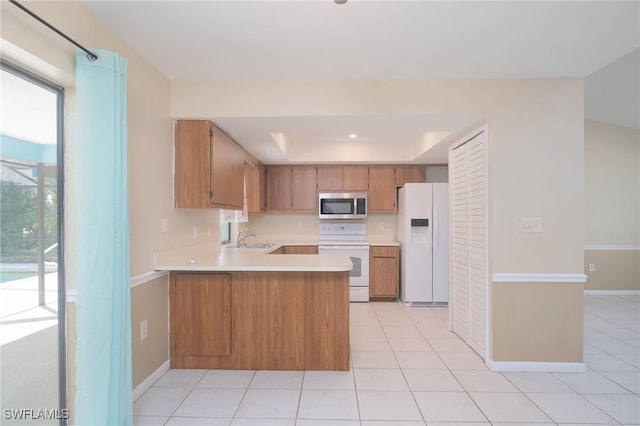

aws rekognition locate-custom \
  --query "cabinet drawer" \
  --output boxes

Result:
[370,246,398,258]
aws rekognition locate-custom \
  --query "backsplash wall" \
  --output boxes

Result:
[244,212,397,242]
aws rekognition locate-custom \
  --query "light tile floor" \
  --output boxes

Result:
[135,295,640,425]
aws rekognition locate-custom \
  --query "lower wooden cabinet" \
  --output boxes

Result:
[169,270,350,370]
[283,245,318,254]
[369,245,399,300]
[269,245,318,254]
[171,273,231,356]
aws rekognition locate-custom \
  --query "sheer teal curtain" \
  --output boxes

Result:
[74,49,132,426]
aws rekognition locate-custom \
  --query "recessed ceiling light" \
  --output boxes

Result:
[334,0,348,4]
[349,134,357,139]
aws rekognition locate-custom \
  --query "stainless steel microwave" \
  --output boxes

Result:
[318,192,367,220]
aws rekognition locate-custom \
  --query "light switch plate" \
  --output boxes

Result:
[520,217,542,233]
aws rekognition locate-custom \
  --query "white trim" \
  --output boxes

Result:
[492,273,587,283]
[133,359,170,402]
[66,271,169,303]
[584,245,640,251]
[66,289,76,303]
[487,359,586,373]
[585,290,640,296]
[130,270,169,288]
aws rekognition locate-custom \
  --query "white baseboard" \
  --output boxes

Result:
[492,273,587,283]
[584,245,640,251]
[133,359,170,401]
[585,290,640,296]
[487,359,586,373]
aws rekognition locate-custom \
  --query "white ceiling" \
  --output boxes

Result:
[80,0,640,164]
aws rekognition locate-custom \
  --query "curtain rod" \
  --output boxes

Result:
[9,0,99,62]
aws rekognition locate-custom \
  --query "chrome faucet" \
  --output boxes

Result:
[235,229,257,247]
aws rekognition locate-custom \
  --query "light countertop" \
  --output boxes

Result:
[368,241,400,246]
[154,242,352,272]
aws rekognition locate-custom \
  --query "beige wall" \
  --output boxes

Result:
[492,282,584,363]
[585,120,640,246]
[585,250,640,291]
[246,212,397,243]
[131,277,169,388]
[172,78,585,275]
[1,0,217,404]
[584,120,640,290]
[174,78,586,366]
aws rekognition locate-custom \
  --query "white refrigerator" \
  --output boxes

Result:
[397,183,449,305]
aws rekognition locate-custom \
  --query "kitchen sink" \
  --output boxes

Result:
[230,242,277,249]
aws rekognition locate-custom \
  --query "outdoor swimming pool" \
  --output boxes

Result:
[0,271,38,283]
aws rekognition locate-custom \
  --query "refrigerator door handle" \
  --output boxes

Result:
[433,207,438,255]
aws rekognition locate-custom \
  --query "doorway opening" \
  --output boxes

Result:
[0,60,67,424]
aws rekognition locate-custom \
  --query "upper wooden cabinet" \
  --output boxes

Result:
[317,166,343,191]
[317,165,369,191]
[174,120,244,209]
[368,166,397,212]
[395,165,426,187]
[266,166,318,211]
[266,166,292,211]
[344,166,370,191]
[244,161,263,213]
[259,165,268,211]
[292,166,318,210]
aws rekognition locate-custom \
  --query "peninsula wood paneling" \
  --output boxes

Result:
[170,271,350,370]
[170,273,231,357]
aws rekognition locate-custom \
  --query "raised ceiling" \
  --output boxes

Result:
[81,0,640,164]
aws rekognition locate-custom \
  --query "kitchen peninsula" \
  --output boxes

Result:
[154,244,352,371]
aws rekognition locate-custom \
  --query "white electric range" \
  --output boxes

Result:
[318,222,370,302]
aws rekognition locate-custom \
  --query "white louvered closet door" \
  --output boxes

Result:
[450,130,487,359]
[451,141,470,344]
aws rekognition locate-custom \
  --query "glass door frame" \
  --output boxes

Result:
[0,59,67,425]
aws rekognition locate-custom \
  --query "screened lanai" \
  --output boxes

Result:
[1,62,64,424]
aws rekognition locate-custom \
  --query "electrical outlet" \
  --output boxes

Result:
[161,218,169,233]
[520,217,542,233]
[589,263,595,272]
[379,222,384,230]
[297,222,303,230]
[140,320,148,341]
[192,226,198,239]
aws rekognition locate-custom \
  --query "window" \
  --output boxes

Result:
[219,221,230,244]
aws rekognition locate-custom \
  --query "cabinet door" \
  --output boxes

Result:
[245,161,261,212]
[317,166,344,191]
[368,166,397,211]
[395,165,426,187]
[259,165,268,211]
[284,245,318,254]
[292,166,318,210]
[210,123,244,209]
[266,166,292,210]
[174,120,212,208]
[369,246,399,299]
[171,273,231,356]
[343,166,369,191]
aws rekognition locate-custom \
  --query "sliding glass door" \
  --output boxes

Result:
[0,61,67,425]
